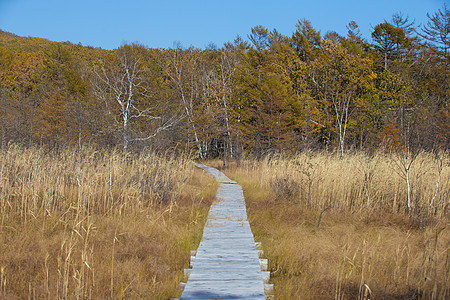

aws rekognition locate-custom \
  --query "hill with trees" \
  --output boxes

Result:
[0,6,448,299]
[0,7,448,157]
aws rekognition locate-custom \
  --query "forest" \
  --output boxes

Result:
[0,5,449,299]
[0,8,448,157]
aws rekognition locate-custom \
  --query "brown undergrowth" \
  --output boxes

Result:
[0,144,216,299]
[216,151,449,299]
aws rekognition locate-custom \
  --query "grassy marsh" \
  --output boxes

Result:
[0,144,216,299]
[219,151,449,299]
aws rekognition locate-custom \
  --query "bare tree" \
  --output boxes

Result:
[94,44,180,152]
[202,41,241,162]
[164,46,205,157]
[331,90,352,160]
[391,123,420,213]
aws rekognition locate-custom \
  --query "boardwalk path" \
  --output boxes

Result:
[179,163,270,299]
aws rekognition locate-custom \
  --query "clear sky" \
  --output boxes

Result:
[0,0,446,50]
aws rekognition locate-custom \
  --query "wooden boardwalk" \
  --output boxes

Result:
[178,163,270,299]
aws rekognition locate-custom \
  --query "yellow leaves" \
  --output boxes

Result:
[0,46,14,70]
[0,50,45,93]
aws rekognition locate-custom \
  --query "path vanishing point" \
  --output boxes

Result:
[177,163,272,299]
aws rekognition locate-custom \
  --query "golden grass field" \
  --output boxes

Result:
[217,150,449,299]
[0,145,448,299]
[0,144,217,299]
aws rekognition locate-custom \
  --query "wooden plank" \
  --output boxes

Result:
[180,163,268,300]
[181,281,265,299]
[193,163,237,184]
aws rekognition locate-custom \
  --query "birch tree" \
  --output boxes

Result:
[311,39,373,158]
[202,41,242,160]
[392,133,419,213]
[331,90,352,159]
[94,44,179,152]
[164,46,205,157]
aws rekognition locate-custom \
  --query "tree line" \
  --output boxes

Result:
[0,6,448,158]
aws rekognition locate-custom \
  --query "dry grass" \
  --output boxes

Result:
[221,150,449,299]
[0,143,216,299]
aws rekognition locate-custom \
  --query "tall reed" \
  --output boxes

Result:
[0,143,212,299]
[233,150,448,219]
[0,144,191,219]
[223,150,449,299]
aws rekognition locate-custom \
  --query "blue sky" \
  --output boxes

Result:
[0,0,446,50]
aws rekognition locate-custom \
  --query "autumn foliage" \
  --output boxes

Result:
[0,7,448,156]
[0,7,449,298]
